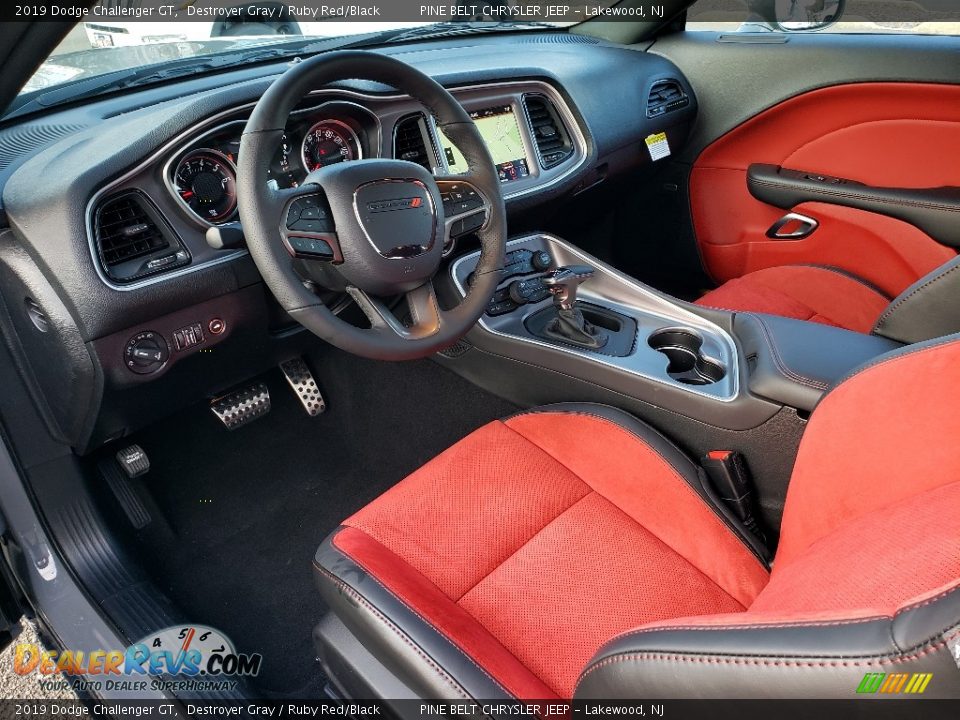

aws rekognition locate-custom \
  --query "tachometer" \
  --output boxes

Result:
[301,120,361,172]
[172,149,237,223]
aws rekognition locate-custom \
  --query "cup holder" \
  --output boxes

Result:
[648,328,726,386]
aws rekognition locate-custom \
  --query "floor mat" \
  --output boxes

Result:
[125,349,517,696]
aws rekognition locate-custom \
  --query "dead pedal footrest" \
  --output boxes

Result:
[279,357,326,416]
[210,382,271,430]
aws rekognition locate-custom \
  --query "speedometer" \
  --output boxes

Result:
[301,120,362,172]
[172,149,237,223]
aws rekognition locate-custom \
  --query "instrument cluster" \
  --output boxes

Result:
[167,105,371,225]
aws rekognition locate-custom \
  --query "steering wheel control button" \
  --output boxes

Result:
[285,194,333,231]
[124,331,169,374]
[288,236,335,260]
[288,218,333,233]
[173,323,205,351]
[208,318,226,335]
[439,181,484,217]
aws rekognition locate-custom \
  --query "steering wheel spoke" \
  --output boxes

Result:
[347,282,444,341]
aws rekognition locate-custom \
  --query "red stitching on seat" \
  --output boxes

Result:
[574,622,960,696]
[604,581,960,643]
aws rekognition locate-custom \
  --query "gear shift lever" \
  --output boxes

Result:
[542,265,595,310]
[541,264,607,349]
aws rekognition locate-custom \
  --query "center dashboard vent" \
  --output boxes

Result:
[93,191,189,283]
[393,114,435,171]
[646,79,690,118]
[522,95,573,170]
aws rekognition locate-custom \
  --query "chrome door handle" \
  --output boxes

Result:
[766,212,819,240]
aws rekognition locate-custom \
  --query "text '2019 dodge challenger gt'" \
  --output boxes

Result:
[0,1,957,718]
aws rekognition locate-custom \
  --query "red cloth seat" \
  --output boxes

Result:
[314,342,960,700]
[695,265,890,333]
[318,408,768,698]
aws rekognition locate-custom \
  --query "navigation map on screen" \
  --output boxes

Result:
[439,105,530,183]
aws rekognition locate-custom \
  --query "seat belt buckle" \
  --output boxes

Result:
[701,450,766,543]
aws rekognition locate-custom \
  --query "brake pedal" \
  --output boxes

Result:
[279,357,326,416]
[210,382,271,430]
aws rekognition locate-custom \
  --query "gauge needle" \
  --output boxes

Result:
[181,190,194,199]
[180,627,196,653]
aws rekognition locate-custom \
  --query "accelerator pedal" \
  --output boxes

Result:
[210,382,271,430]
[279,357,326,416]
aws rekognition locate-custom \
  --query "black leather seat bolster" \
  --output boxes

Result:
[313,532,514,701]
[734,313,901,412]
[575,584,960,699]
[874,255,960,344]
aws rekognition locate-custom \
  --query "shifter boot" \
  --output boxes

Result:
[544,306,608,349]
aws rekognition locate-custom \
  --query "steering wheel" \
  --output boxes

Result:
[237,51,506,360]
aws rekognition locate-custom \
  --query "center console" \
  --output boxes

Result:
[444,233,903,431]
[447,233,752,425]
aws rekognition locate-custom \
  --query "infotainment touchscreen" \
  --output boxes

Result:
[438,104,530,183]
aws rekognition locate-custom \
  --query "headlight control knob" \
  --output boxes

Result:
[124,331,169,375]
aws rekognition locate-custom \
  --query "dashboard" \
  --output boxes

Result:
[86,80,589,289]
[0,33,698,451]
[168,97,545,229]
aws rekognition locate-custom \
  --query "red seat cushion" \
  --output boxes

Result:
[328,410,769,698]
[696,265,889,333]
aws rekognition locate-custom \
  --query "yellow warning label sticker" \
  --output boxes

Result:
[645,132,671,161]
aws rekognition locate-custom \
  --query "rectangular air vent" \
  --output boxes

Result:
[523,95,573,169]
[94,191,188,283]
[393,114,435,171]
[646,79,690,118]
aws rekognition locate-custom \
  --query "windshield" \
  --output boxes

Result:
[20,1,617,99]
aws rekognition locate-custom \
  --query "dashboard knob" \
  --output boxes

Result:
[124,331,169,375]
[508,280,530,305]
[531,250,553,272]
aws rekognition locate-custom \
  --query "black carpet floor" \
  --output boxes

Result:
[125,349,517,697]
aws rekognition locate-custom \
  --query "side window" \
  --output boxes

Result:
[686,0,960,35]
